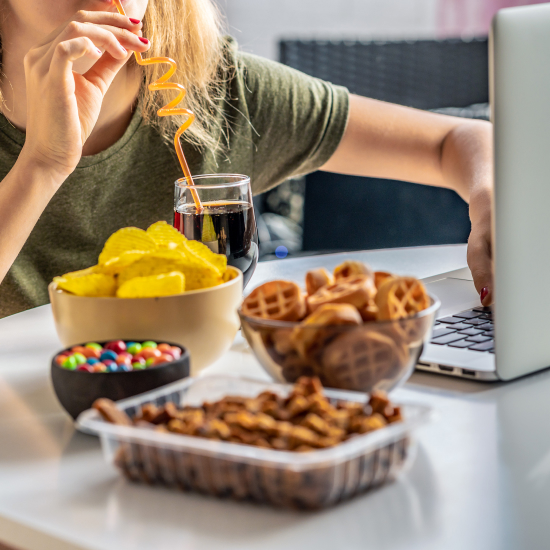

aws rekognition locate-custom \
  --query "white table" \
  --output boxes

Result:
[3,245,550,550]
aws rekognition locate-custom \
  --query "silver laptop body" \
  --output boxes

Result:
[417,3,550,381]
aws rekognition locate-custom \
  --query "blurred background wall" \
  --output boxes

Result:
[214,0,545,59]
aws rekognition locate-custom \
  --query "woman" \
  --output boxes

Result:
[0,0,493,318]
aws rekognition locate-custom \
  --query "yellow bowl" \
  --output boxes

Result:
[49,267,243,374]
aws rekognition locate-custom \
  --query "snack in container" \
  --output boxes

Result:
[241,280,306,321]
[307,275,376,313]
[51,221,232,299]
[51,340,190,419]
[77,375,433,509]
[334,260,373,280]
[239,260,439,391]
[291,304,362,359]
[305,268,333,296]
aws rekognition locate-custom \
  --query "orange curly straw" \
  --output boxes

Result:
[113,0,202,211]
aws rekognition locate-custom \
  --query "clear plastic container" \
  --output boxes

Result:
[77,376,433,509]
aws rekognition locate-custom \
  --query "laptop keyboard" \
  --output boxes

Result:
[431,306,494,353]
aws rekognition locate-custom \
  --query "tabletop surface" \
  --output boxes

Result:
[2,244,550,550]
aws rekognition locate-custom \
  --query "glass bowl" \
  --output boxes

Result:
[239,296,440,392]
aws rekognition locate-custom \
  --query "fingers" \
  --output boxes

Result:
[37,10,142,48]
[467,228,494,306]
[49,37,103,84]
[81,52,129,94]
[29,11,149,78]
[56,21,148,60]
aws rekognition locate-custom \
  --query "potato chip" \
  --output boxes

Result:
[60,265,101,278]
[117,258,180,285]
[118,250,222,291]
[147,221,187,248]
[54,273,116,297]
[181,240,227,276]
[149,249,188,262]
[52,221,230,299]
[98,227,157,265]
[102,251,151,275]
[117,271,185,298]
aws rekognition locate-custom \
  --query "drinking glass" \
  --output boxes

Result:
[174,174,258,287]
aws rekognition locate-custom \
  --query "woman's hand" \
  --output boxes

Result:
[22,10,150,180]
[468,186,493,306]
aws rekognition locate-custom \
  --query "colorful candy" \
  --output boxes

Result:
[116,354,132,366]
[140,348,161,360]
[104,340,127,354]
[154,353,174,365]
[100,350,118,363]
[86,343,103,351]
[62,355,78,370]
[56,341,182,373]
[127,342,142,355]
[73,353,87,365]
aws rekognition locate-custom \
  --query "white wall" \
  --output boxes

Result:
[214,0,482,60]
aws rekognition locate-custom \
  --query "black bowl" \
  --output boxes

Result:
[51,340,190,419]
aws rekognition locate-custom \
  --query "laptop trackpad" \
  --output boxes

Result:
[424,278,481,319]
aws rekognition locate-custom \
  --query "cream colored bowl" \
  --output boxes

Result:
[49,267,243,374]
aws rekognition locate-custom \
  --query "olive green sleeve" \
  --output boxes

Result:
[235,51,350,195]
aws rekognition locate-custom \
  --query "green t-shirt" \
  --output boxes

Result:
[0,40,349,318]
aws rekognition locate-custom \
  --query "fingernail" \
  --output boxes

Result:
[96,48,102,55]
[139,37,149,44]
[480,287,489,304]
[129,18,141,24]
[120,45,127,53]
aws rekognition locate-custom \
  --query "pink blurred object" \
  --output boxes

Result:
[437,0,547,37]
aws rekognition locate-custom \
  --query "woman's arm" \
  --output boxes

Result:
[322,94,493,305]
[0,154,65,284]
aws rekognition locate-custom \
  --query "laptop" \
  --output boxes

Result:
[416,3,550,381]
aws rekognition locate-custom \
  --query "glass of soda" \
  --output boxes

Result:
[174,174,258,288]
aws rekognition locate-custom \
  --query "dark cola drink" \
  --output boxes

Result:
[174,201,258,287]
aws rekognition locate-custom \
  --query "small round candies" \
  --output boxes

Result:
[56,341,182,373]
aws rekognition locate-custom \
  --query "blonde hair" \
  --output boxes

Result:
[141,0,228,152]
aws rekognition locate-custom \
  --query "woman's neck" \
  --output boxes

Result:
[0,28,142,157]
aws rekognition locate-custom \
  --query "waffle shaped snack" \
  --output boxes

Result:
[305,268,333,296]
[291,304,362,359]
[240,260,431,392]
[241,280,306,322]
[334,260,373,280]
[307,275,376,313]
[375,276,430,321]
[322,329,406,391]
